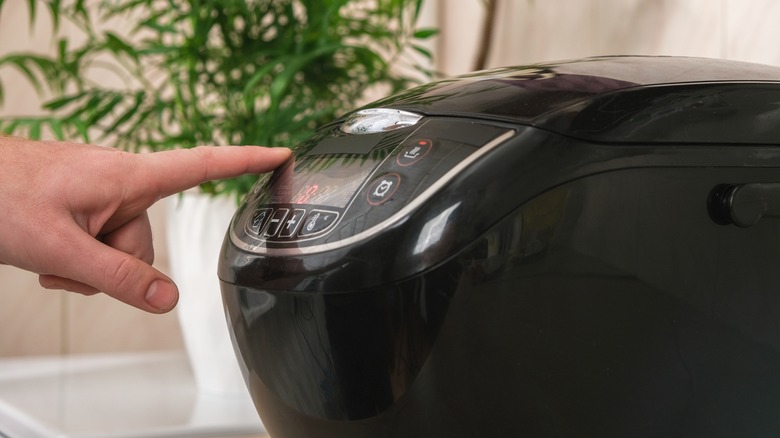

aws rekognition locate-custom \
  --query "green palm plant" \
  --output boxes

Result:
[0,0,437,198]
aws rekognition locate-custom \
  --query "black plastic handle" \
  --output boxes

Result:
[709,183,780,227]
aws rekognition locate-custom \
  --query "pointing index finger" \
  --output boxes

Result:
[137,146,292,199]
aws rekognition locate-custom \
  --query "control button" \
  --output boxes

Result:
[264,209,289,237]
[246,208,272,235]
[279,209,306,238]
[397,139,432,167]
[299,210,339,237]
[367,173,401,206]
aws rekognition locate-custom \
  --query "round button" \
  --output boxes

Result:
[367,173,401,206]
[397,139,433,167]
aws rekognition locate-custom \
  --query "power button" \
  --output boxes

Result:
[367,173,401,206]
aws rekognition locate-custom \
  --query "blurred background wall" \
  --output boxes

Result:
[1,0,779,358]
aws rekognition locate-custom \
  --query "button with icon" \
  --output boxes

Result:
[279,209,306,238]
[397,139,432,167]
[246,208,272,235]
[264,208,289,237]
[366,173,401,206]
[299,209,340,237]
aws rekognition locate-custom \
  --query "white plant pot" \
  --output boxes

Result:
[165,192,249,398]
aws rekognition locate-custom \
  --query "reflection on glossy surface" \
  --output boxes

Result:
[340,108,424,134]
[412,202,460,255]
[366,56,780,144]
[223,267,456,421]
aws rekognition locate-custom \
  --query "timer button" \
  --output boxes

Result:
[367,173,401,206]
[264,209,289,237]
[299,209,340,237]
[397,139,432,167]
[246,208,272,235]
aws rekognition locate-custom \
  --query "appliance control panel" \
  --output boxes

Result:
[231,116,513,251]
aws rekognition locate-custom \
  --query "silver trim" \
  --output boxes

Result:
[340,108,424,134]
[230,129,517,255]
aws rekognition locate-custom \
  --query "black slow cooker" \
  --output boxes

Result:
[219,56,780,437]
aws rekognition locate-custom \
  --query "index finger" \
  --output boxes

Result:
[135,146,291,199]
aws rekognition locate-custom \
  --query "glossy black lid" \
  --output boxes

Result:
[365,56,780,144]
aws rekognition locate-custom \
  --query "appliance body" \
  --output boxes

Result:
[219,56,780,437]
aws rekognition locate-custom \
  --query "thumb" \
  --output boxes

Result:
[46,227,178,313]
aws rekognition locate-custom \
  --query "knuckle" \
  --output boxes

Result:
[105,257,140,294]
[191,146,216,180]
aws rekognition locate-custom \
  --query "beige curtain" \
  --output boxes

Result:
[432,0,780,76]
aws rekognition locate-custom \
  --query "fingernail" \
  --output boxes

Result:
[145,280,178,312]
[270,147,292,157]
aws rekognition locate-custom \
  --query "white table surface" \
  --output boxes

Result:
[0,352,266,438]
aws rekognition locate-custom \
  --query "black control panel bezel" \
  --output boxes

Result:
[244,204,342,242]
[231,117,515,251]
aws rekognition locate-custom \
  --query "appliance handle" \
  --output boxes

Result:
[709,183,780,227]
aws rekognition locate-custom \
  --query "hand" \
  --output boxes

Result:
[0,136,291,313]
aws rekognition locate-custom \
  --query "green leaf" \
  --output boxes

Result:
[26,0,36,26]
[0,55,44,92]
[87,93,125,125]
[57,38,68,62]
[2,119,19,134]
[413,28,439,39]
[28,119,41,140]
[104,32,139,61]
[241,61,282,107]
[104,90,145,134]
[45,0,62,30]
[48,118,64,140]
[42,92,89,110]
[414,0,425,20]
[73,119,90,143]
[73,0,88,20]
[136,44,180,56]
[268,43,344,111]
[139,17,177,34]
[412,44,433,60]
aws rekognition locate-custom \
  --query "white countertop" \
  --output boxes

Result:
[0,352,266,438]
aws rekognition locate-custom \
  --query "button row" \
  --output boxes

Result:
[246,207,339,240]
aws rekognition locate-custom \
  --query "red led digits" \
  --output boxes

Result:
[293,184,342,205]
[294,184,319,204]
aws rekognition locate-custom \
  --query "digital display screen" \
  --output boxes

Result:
[270,154,379,208]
